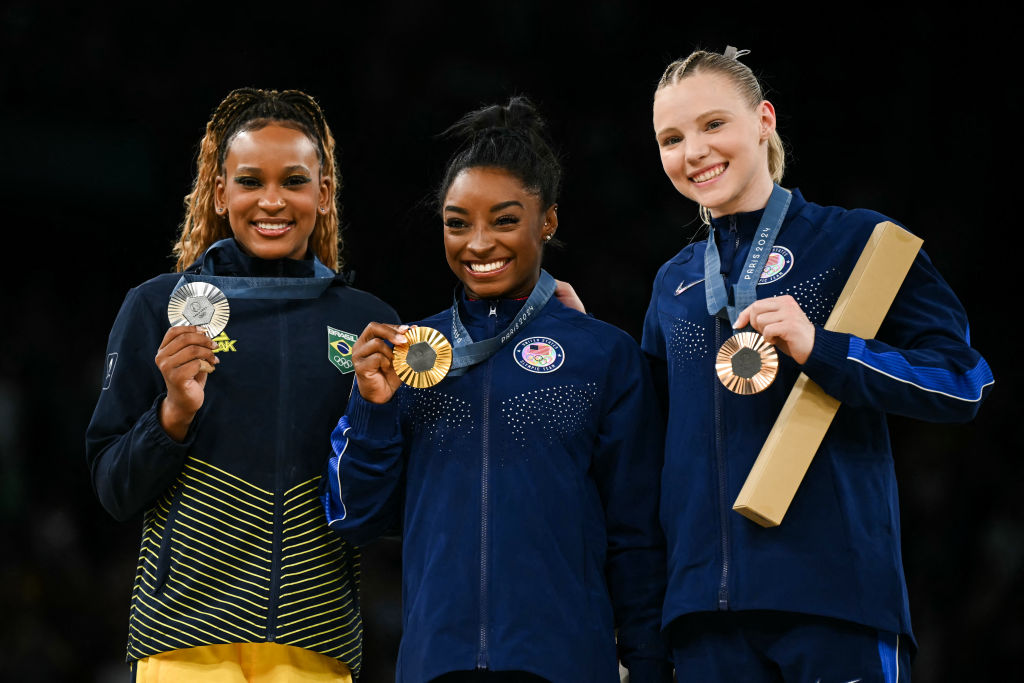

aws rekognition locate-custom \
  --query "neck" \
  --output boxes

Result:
[708,173,775,219]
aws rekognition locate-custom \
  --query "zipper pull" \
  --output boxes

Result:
[488,302,497,317]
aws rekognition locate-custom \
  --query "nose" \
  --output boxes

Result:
[685,137,709,166]
[258,187,286,211]
[466,223,495,254]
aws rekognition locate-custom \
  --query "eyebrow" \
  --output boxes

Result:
[655,109,734,137]
[444,200,524,215]
[233,164,313,175]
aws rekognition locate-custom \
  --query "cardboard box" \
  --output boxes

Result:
[732,221,923,527]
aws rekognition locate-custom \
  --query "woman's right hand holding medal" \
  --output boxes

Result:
[156,325,220,441]
[352,323,410,404]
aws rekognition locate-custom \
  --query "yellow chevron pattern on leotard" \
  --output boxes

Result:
[125,457,362,677]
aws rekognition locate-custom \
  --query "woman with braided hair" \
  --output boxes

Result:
[86,87,398,681]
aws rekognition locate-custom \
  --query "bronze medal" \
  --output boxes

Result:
[392,325,453,388]
[715,331,778,395]
[167,282,230,338]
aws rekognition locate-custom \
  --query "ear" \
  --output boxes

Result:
[758,100,777,141]
[542,203,559,241]
[318,173,333,213]
[214,174,227,213]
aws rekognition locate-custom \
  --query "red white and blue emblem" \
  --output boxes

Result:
[513,336,565,373]
[758,246,794,284]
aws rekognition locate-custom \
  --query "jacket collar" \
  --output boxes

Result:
[456,288,529,339]
[186,238,322,278]
[710,187,806,237]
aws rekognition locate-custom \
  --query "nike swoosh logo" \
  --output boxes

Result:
[674,278,705,296]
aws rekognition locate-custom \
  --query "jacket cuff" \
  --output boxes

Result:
[144,393,201,450]
[801,328,851,376]
[345,387,401,439]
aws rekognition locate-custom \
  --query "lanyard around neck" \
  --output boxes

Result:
[173,238,336,300]
[703,184,792,323]
[447,269,556,376]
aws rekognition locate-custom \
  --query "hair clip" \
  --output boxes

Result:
[723,45,751,60]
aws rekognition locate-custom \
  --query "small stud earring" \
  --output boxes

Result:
[216,207,224,214]
[543,234,552,242]
[319,206,327,214]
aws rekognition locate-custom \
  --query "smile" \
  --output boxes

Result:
[253,221,293,235]
[467,259,510,274]
[690,163,727,183]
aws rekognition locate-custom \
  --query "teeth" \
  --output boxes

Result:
[255,222,290,231]
[469,260,508,273]
[692,165,726,183]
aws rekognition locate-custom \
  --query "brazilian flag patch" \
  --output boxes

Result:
[328,326,358,374]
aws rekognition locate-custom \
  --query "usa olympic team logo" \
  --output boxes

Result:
[758,246,794,284]
[513,337,565,373]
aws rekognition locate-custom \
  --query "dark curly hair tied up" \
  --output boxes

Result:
[437,95,562,211]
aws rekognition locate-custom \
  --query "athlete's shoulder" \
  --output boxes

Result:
[128,272,184,298]
[330,281,401,323]
[792,190,904,242]
[547,302,643,354]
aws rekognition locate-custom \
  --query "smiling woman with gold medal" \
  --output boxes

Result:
[322,96,671,683]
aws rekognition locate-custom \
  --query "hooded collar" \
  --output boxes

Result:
[186,238,323,278]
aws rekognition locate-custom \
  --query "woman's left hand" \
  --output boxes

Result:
[734,295,815,365]
[554,279,586,313]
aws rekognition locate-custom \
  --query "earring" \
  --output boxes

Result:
[319,206,327,214]
[216,207,225,214]
[543,234,552,242]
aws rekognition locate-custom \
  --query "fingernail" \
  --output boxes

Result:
[396,334,408,344]
[398,325,410,332]
[213,356,220,364]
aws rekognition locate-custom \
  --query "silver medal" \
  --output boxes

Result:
[167,282,230,338]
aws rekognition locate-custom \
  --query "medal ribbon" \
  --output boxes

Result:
[446,269,556,376]
[704,184,792,323]
[172,238,336,300]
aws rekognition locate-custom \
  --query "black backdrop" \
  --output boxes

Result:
[2,4,1020,682]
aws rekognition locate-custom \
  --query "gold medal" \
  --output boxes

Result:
[393,325,453,388]
[715,331,778,395]
[168,282,230,338]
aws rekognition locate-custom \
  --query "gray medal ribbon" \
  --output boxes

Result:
[704,184,792,323]
[172,238,335,300]
[447,269,556,377]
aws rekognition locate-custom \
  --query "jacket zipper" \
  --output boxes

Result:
[477,302,497,668]
[714,319,731,610]
[717,216,737,611]
[267,302,285,640]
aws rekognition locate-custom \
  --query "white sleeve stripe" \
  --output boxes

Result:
[331,428,350,522]
[848,356,994,403]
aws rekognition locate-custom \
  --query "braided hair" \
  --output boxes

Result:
[437,96,562,215]
[173,88,342,271]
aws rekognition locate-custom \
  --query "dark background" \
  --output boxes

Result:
[1,3,1019,682]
